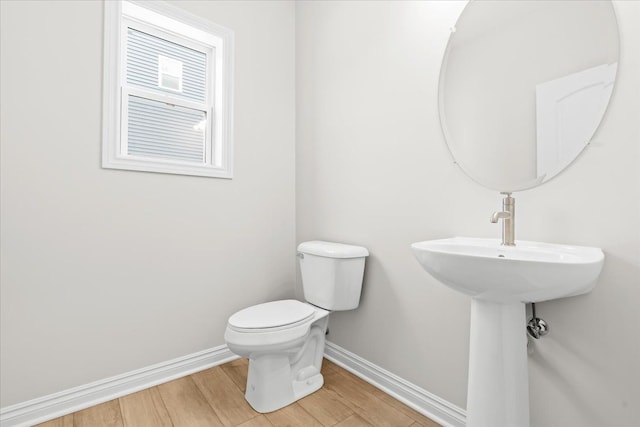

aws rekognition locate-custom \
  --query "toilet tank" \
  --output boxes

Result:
[297,241,369,311]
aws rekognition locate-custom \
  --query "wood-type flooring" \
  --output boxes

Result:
[37,358,441,427]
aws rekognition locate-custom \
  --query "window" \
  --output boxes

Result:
[103,1,234,178]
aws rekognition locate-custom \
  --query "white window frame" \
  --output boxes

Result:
[103,0,234,178]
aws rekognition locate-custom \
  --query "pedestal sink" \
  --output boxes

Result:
[411,237,604,427]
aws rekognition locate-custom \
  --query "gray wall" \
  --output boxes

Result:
[0,0,296,407]
[296,1,640,426]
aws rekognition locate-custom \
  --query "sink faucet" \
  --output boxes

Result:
[491,192,515,246]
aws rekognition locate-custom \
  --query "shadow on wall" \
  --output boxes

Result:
[529,338,605,425]
[326,252,407,358]
[528,253,640,426]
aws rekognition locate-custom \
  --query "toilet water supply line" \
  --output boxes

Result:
[526,303,549,339]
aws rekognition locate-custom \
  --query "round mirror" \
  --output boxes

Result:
[439,0,619,192]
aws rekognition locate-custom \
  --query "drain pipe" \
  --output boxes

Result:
[526,303,549,339]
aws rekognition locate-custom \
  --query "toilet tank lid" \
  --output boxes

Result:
[297,241,369,258]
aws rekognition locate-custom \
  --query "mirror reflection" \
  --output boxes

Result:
[439,0,619,192]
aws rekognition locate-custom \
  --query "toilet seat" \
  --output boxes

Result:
[224,301,329,350]
[228,300,316,332]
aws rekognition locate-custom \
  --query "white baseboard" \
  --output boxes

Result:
[0,345,237,427]
[324,341,466,427]
[1,341,465,427]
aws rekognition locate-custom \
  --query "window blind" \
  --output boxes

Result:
[127,95,206,163]
[126,27,208,103]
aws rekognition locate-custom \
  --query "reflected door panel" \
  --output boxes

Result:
[536,63,617,178]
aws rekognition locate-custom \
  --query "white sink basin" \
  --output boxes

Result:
[411,236,604,427]
[411,237,604,303]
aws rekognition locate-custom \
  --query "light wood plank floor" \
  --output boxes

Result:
[36,358,441,427]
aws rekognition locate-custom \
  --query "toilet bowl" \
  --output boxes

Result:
[224,241,368,413]
[225,299,330,413]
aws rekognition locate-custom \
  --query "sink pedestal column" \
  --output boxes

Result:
[467,300,529,427]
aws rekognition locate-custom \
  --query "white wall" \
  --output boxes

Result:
[0,0,295,407]
[296,1,640,426]
[2,1,639,425]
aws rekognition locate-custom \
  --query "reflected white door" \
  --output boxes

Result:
[536,63,616,178]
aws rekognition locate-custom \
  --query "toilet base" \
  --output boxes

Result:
[244,319,328,413]
[245,355,324,413]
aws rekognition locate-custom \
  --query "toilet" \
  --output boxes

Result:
[224,240,369,413]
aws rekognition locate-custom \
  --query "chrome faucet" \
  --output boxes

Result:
[491,192,515,246]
